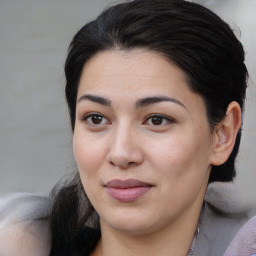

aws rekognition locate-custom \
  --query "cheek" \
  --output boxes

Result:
[73,132,106,201]
[73,130,106,177]
[148,131,212,179]
[150,134,211,208]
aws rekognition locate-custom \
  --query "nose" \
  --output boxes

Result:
[106,126,144,169]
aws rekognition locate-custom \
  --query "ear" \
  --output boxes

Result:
[210,101,242,166]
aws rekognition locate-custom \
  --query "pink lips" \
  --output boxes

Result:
[105,179,152,202]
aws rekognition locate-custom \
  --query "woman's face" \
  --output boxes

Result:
[73,49,217,234]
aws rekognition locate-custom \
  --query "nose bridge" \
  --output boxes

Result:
[107,121,143,168]
[114,122,134,150]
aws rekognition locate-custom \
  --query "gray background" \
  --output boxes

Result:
[0,0,255,208]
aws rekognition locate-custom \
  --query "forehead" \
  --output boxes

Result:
[77,49,205,112]
[83,49,173,75]
[78,49,188,92]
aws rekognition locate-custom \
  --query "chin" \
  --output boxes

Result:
[100,210,155,234]
[99,207,170,236]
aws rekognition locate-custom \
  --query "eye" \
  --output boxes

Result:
[81,113,110,126]
[143,114,174,126]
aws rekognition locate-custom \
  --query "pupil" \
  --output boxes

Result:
[92,115,102,124]
[152,117,162,125]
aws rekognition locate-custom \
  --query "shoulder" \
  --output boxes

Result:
[224,216,256,256]
[195,202,248,256]
[0,193,52,256]
[195,182,250,256]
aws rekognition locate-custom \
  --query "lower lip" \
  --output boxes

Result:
[106,186,152,202]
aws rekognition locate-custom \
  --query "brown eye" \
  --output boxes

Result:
[91,115,104,124]
[82,113,109,126]
[143,114,174,127]
[151,116,164,125]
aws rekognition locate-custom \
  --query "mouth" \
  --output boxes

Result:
[104,179,153,202]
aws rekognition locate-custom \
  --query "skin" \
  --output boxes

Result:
[73,49,241,256]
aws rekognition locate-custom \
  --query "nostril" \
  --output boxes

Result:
[127,161,137,167]
[109,161,115,166]
[108,159,138,169]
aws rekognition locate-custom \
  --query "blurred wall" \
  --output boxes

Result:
[0,0,115,196]
[0,0,255,206]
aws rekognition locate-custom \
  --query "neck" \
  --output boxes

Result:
[98,202,204,256]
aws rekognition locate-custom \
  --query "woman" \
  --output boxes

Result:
[0,0,252,256]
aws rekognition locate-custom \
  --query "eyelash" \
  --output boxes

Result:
[81,113,110,126]
[80,113,175,128]
[143,114,175,126]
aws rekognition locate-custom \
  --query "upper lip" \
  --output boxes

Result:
[105,179,152,188]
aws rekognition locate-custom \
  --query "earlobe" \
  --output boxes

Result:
[210,101,242,166]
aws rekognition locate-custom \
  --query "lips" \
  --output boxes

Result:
[104,179,153,202]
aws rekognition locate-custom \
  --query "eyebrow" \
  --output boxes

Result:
[135,95,186,109]
[77,94,111,106]
[77,94,186,109]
